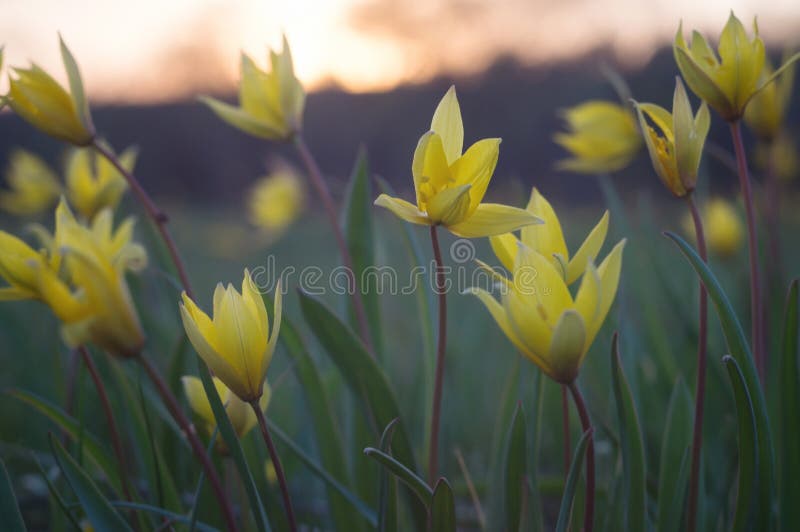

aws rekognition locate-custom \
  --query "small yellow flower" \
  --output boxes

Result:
[6,37,95,145]
[755,132,799,182]
[247,168,305,235]
[180,270,281,403]
[469,232,625,384]
[488,188,609,285]
[674,12,799,122]
[682,198,744,258]
[202,36,305,141]
[554,100,641,174]
[65,146,136,220]
[0,149,62,216]
[374,86,541,237]
[633,77,711,198]
[182,375,270,443]
[744,52,795,141]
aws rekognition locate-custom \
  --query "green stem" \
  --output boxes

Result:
[428,225,448,485]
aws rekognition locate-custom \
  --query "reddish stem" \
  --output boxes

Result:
[568,381,594,532]
[729,121,764,380]
[685,195,708,532]
[561,385,571,476]
[293,135,374,354]
[428,225,448,485]
[251,404,298,532]
[138,355,238,532]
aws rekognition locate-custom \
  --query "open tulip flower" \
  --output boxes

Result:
[0,149,62,216]
[180,270,281,403]
[6,37,95,145]
[183,375,271,444]
[202,36,305,142]
[633,77,710,198]
[66,146,136,220]
[469,191,624,384]
[489,188,609,285]
[374,86,541,237]
[674,12,799,122]
[554,100,641,174]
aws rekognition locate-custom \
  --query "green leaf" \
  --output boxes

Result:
[665,232,775,528]
[779,279,799,532]
[555,429,592,532]
[611,334,647,532]
[6,389,121,494]
[0,458,26,531]
[343,148,383,357]
[104,501,219,532]
[504,403,527,532]
[275,308,360,532]
[49,435,133,531]
[34,457,84,531]
[363,448,432,507]
[656,378,693,532]
[266,419,378,526]
[378,419,399,532]
[722,355,759,532]
[194,359,271,531]
[431,478,456,532]
[299,292,426,528]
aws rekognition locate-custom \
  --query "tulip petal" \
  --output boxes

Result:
[573,261,600,329]
[182,375,216,426]
[489,233,517,271]
[374,194,431,226]
[59,35,92,133]
[674,37,733,118]
[566,210,609,284]
[201,96,285,140]
[450,138,501,212]
[427,184,472,225]
[639,103,674,143]
[412,132,452,207]
[520,188,568,271]
[448,203,541,238]
[430,86,464,165]
[547,310,586,384]
[262,281,282,383]
[584,239,625,357]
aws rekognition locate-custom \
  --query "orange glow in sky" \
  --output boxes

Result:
[2,0,799,102]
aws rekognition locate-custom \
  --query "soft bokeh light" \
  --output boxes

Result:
[1,0,798,102]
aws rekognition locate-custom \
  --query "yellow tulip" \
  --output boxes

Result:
[755,132,798,182]
[7,37,95,145]
[682,198,744,258]
[65,146,136,220]
[180,270,281,403]
[744,52,795,141]
[674,13,799,122]
[182,375,271,443]
[247,168,305,234]
[202,36,305,142]
[633,77,710,198]
[489,188,609,285]
[469,235,625,384]
[0,149,62,216]
[53,199,147,356]
[554,100,641,174]
[374,86,541,237]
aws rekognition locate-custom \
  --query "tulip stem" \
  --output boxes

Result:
[567,381,594,532]
[685,195,708,532]
[561,385,571,476]
[78,346,136,520]
[251,403,298,532]
[293,134,374,354]
[91,140,195,299]
[729,121,765,379]
[428,225,447,485]
[137,354,238,532]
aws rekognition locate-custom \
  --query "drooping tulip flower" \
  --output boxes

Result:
[0,149,62,216]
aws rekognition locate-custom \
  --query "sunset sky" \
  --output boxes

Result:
[2,0,799,102]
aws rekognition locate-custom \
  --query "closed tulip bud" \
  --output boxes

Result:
[182,375,271,450]
[744,52,795,141]
[202,35,305,142]
[375,86,541,237]
[0,149,62,216]
[469,191,625,384]
[634,77,711,198]
[65,146,136,220]
[682,198,744,258]
[554,100,641,174]
[180,270,282,403]
[7,37,95,145]
[247,166,305,235]
[674,12,799,122]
